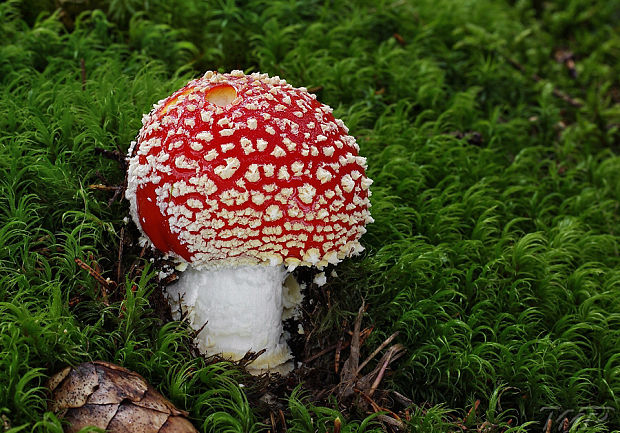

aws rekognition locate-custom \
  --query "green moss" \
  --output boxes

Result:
[1,0,619,431]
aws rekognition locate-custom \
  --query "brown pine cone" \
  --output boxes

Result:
[47,361,198,433]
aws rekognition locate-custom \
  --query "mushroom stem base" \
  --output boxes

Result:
[166,264,293,373]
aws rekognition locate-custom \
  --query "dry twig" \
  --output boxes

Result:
[74,257,114,304]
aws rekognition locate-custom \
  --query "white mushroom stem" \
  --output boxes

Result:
[165,264,295,374]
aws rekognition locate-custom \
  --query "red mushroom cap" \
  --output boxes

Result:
[126,71,373,269]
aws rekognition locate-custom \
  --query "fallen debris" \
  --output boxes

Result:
[48,361,198,433]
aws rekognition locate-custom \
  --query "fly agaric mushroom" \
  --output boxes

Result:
[126,70,373,373]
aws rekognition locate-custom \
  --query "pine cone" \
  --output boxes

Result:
[48,361,198,433]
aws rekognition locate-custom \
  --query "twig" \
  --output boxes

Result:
[238,349,267,367]
[376,414,406,431]
[88,184,120,191]
[338,303,366,399]
[270,412,277,433]
[278,409,287,433]
[304,340,350,363]
[562,417,569,433]
[74,258,113,304]
[343,303,365,379]
[108,185,124,206]
[116,226,124,284]
[355,388,403,423]
[355,388,382,412]
[335,337,343,373]
[368,345,399,397]
[192,320,209,339]
[304,316,371,365]
[357,331,399,374]
[346,326,374,343]
[127,245,147,278]
[391,390,414,408]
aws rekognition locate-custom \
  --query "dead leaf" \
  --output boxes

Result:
[48,361,197,433]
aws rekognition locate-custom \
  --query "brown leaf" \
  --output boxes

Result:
[86,363,147,405]
[160,417,201,433]
[47,366,72,393]
[63,404,120,432]
[338,303,365,399]
[133,386,187,416]
[106,403,169,433]
[48,362,198,433]
[49,363,99,412]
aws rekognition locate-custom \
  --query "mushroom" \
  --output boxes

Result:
[126,71,373,373]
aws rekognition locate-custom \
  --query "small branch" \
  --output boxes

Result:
[376,414,406,431]
[343,303,365,380]
[74,258,113,304]
[116,226,125,284]
[192,320,209,339]
[108,185,124,206]
[304,341,349,363]
[391,390,414,408]
[270,412,277,433]
[355,388,404,429]
[357,331,399,374]
[562,417,570,433]
[335,337,343,373]
[88,184,121,191]
[278,409,287,433]
[127,245,147,278]
[368,346,397,397]
[238,349,267,367]
[355,388,382,412]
